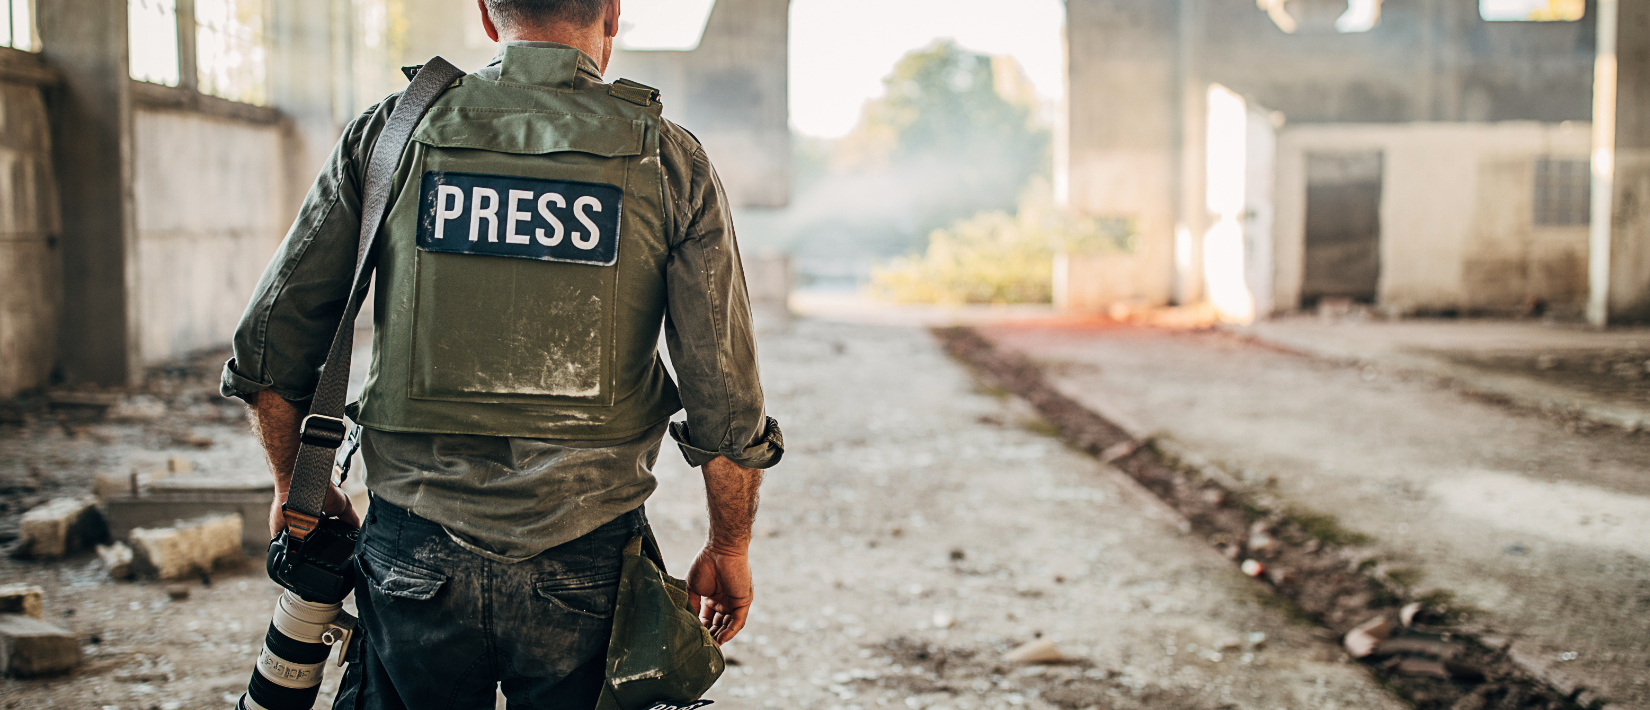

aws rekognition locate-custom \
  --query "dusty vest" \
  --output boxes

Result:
[353,56,681,441]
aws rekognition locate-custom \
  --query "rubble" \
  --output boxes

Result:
[128,513,245,580]
[97,541,134,579]
[1343,616,1391,658]
[0,584,44,619]
[0,613,82,676]
[16,497,107,559]
[1002,638,1066,664]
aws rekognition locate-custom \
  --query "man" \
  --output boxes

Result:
[220,0,782,706]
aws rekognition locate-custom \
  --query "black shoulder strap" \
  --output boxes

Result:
[282,57,465,539]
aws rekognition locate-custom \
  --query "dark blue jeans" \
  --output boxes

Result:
[331,499,646,710]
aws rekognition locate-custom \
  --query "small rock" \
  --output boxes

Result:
[129,514,243,580]
[0,585,44,619]
[0,613,82,676]
[1400,602,1423,626]
[1343,616,1391,658]
[1003,638,1065,664]
[1265,566,1299,586]
[17,498,107,559]
[1240,559,1265,577]
[1216,638,1242,651]
[97,542,134,579]
[1246,631,1267,648]
[164,584,191,601]
[948,548,965,561]
[932,610,955,629]
[1392,657,1450,679]
[1099,440,1139,462]
[1201,488,1228,506]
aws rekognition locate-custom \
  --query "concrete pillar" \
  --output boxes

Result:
[606,0,791,208]
[1589,0,1650,325]
[38,0,139,387]
[1062,0,1182,309]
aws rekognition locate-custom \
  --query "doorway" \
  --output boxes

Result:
[1301,152,1382,307]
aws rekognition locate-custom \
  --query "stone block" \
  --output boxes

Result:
[17,498,107,559]
[103,478,274,550]
[0,585,43,619]
[0,613,81,676]
[129,514,245,580]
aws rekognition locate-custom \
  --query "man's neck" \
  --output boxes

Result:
[499,25,610,74]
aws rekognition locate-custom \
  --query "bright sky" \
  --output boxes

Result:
[788,0,1067,138]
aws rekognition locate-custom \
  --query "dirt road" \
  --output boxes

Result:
[2,319,1399,709]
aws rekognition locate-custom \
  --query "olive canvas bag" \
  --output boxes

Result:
[596,526,726,709]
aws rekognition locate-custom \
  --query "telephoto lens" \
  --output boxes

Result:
[238,591,355,710]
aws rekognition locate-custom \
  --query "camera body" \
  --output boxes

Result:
[267,515,359,604]
[240,516,361,710]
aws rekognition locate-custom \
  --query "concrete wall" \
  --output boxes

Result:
[131,109,287,365]
[1060,0,1181,309]
[606,0,791,208]
[0,54,63,398]
[1273,122,1592,316]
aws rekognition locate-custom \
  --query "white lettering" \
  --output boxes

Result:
[536,193,566,246]
[469,187,499,242]
[433,185,463,239]
[572,196,602,250]
[505,190,534,245]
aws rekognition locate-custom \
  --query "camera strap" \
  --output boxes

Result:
[283,57,465,540]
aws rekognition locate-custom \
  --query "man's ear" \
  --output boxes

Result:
[478,0,501,42]
[603,0,621,39]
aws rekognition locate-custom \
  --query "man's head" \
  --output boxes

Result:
[477,0,621,73]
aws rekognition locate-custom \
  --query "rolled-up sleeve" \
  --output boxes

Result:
[220,98,397,404]
[661,128,783,469]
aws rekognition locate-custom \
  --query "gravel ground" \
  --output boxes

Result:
[2,318,1400,709]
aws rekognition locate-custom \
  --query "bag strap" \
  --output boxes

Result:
[282,57,465,540]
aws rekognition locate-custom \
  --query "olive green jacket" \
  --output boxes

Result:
[223,43,780,469]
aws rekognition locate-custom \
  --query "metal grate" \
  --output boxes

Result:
[1533,158,1590,226]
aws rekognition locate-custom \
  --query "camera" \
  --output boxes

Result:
[238,516,360,710]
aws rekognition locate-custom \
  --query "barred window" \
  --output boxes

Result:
[2,0,34,51]
[196,0,268,105]
[129,0,181,85]
[1533,158,1590,227]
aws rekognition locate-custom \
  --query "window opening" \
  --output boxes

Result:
[129,0,181,85]
[2,0,35,50]
[617,0,717,51]
[1533,158,1590,226]
[196,0,268,105]
[1480,0,1584,21]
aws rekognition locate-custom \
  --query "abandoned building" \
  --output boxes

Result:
[1059,0,1650,326]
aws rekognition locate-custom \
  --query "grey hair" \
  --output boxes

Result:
[484,0,607,29]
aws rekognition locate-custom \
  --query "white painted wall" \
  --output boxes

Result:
[1272,122,1592,316]
[132,109,286,365]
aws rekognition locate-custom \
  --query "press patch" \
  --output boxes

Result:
[417,171,621,266]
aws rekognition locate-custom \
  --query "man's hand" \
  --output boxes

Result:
[268,484,360,539]
[693,455,764,644]
[686,545,753,644]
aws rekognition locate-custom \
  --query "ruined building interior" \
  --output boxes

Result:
[2,1,1649,708]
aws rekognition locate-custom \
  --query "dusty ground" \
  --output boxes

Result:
[2,319,1403,709]
[979,323,1650,709]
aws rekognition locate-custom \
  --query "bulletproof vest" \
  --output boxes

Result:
[352,50,682,440]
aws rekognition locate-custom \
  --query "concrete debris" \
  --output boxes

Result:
[92,471,140,499]
[108,395,166,420]
[1099,439,1139,462]
[1240,559,1265,577]
[931,610,955,629]
[1216,638,1242,651]
[1391,656,1451,679]
[0,613,82,676]
[164,584,191,601]
[97,542,133,579]
[103,478,275,549]
[1374,635,1465,660]
[1344,615,1391,658]
[16,497,106,559]
[1246,631,1267,648]
[128,514,244,580]
[1002,638,1066,664]
[1400,601,1423,626]
[0,585,44,619]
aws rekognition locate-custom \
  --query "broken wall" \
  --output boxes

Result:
[0,52,63,398]
[131,109,287,365]
[606,0,791,208]
[1272,122,1592,315]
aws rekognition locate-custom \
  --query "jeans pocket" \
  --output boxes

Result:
[360,548,446,601]
[534,571,621,619]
